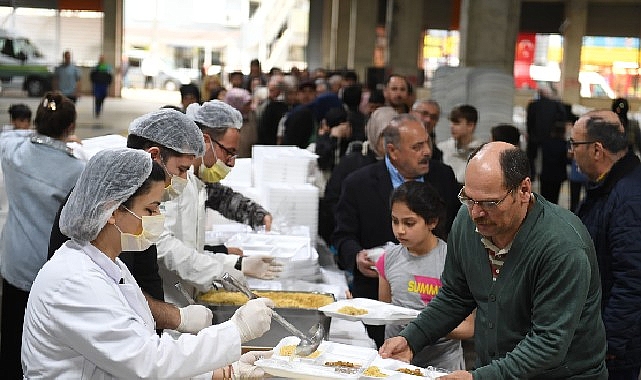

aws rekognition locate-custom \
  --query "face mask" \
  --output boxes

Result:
[198,160,231,183]
[197,141,232,183]
[159,156,188,201]
[162,175,188,201]
[115,207,166,251]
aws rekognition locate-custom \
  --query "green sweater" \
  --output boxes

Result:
[400,195,607,379]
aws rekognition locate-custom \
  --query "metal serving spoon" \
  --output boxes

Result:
[221,272,324,356]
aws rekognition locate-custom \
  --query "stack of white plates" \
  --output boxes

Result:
[262,183,319,244]
[251,145,317,186]
[226,232,321,281]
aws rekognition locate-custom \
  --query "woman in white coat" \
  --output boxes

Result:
[21,148,274,379]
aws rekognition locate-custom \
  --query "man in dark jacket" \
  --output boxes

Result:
[572,110,641,380]
[332,114,460,347]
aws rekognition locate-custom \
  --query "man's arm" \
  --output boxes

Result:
[602,194,641,358]
[205,182,270,229]
[145,293,180,330]
[331,175,365,272]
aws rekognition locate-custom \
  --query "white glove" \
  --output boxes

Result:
[241,256,283,279]
[177,305,213,333]
[230,298,274,342]
[231,350,273,379]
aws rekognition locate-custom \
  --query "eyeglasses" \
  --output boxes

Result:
[212,139,238,161]
[416,111,439,120]
[567,138,595,151]
[458,187,514,210]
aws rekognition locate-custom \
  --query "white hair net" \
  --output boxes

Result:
[128,108,205,156]
[59,148,153,243]
[186,100,243,130]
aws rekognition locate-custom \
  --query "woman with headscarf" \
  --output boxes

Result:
[22,148,274,378]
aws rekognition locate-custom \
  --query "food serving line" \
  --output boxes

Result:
[194,229,450,379]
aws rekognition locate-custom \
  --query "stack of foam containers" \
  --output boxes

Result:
[250,145,319,244]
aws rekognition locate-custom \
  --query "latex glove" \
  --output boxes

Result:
[230,298,274,343]
[231,350,273,379]
[241,256,283,279]
[177,305,213,333]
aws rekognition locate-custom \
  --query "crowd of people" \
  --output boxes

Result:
[0,57,640,379]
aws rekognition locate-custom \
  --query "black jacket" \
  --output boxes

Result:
[576,152,641,369]
[332,159,461,300]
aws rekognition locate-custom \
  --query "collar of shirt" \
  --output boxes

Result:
[476,227,513,259]
[74,240,124,285]
[385,155,424,188]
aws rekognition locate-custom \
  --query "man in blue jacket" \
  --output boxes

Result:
[572,110,641,380]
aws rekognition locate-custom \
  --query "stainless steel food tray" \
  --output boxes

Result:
[199,290,335,348]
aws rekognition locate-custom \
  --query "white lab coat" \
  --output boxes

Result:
[157,171,237,306]
[22,240,241,379]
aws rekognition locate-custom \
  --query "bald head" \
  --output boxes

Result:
[467,142,530,190]
[583,110,624,132]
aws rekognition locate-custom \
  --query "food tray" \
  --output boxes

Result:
[257,337,450,379]
[257,337,377,379]
[319,298,420,325]
[199,290,335,347]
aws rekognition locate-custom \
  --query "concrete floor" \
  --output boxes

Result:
[0,88,182,139]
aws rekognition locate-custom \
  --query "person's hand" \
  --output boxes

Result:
[437,370,473,379]
[230,298,274,342]
[177,305,213,333]
[356,250,378,278]
[262,214,272,232]
[227,247,243,256]
[379,336,413,362]
[242,256,283,279]
[231,350,273,379]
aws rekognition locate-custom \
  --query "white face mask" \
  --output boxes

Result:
[115,207,166,251]
[161,174,188,202]
[159,156,188,201]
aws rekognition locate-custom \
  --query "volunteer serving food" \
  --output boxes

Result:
[21,148,274,378]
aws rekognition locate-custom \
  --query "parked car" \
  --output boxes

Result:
[123,53,199,91]
[0,29,53,97]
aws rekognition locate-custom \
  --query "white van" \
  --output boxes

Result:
[0,29,53,97]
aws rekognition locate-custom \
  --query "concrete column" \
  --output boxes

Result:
[459,0,520,74]
[560,0,588,104]
[102,0,123,97]
[307,0,324,71]
[334,0,377,80]
[388,0,424,83]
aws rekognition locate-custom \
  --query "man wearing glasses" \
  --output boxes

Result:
[157,100,281,308]
[411,99,443,162]
[380,141,607,379]
[572,111,641,380]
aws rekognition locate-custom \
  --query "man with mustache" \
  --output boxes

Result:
[380,142,607,379]
[333,114,460,348]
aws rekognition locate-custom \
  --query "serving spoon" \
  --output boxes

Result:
[221,272,324,356]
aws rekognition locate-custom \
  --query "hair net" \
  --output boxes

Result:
[366,106,397,145]
[224,88,251,114]
[186,100,243,130]
[128,108,205,156]
[60,148,153,243]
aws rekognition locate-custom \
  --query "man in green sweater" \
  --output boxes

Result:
[380,142,607,379]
